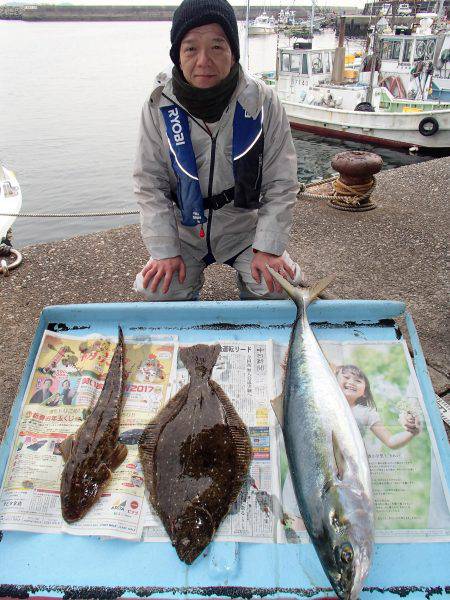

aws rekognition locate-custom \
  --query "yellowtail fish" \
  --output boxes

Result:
[60,327,127,523]
[268,267,374,600]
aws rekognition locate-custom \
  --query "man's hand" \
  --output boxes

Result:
[141,256,186,294]
[251,251,295,293]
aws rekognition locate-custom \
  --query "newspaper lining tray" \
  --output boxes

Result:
[0,300,448,599]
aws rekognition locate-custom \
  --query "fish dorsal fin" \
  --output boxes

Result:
[270,394,284,427]
[332,431,346,481]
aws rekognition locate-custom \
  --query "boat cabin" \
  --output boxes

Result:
[275,47,381,111]
[378,31,450,100]
[278,48,334,82]
[379,34,438,66]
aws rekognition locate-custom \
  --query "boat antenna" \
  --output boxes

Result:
[243,0,250,71]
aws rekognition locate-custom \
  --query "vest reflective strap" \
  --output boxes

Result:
[161,101,264,226]
[232,103,264,161]
[160,105,206,227]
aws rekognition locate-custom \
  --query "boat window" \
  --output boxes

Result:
[425,39,436,60]
[402,40,412,62]
[323,52,331,73]
[415,39,426,60]
[311,52,323,74]
[392,41,401,60]
[302,53,308,74]
[381,40,401,60]
[381,41,391,59]
[281,52,290,72]
[291,54,300,73]
[290,54,308,74]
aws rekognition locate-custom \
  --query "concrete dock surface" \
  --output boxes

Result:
[0,156,448,440]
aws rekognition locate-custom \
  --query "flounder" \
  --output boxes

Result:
[138,343,251,564]
[60,327,127,523]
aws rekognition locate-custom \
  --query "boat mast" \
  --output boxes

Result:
[243,0,250,71]
[310,0,316,38]
[437,0,445,16]
[366,27,378,105]
[331,15,346,84]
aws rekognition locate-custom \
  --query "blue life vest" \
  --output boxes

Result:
[160,102,264,227]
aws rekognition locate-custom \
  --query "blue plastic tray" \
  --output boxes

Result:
[1,300,449,599]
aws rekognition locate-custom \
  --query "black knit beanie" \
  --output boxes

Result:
[170,0,240,67]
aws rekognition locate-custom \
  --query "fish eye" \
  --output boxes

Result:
[340,543,354,563]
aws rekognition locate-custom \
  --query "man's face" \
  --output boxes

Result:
[179,23,234,89]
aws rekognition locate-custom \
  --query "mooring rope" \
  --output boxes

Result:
[298,176,377,211]
[0,209,139,218]
[0,176,377,218]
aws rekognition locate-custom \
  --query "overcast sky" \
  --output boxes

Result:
[3,0,366,9]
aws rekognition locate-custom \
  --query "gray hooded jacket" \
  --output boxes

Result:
[133,66,299,263]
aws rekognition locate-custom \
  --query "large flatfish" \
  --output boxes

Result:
[60,327,127,523]
[139,343,251,564]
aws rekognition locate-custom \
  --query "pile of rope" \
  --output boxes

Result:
[298,176,377,212]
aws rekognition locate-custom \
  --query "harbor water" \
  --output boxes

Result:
[0,21,444,248]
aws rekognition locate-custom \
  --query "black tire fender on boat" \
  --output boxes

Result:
[354,102,375,112]
[418,116,439,136]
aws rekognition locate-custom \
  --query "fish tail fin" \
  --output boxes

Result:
[266,266,335,308]
[179,343,221,378]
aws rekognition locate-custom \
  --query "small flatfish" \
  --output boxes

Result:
[138,343,251,564]
[60,327,127,523]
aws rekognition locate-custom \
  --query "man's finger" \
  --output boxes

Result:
[262,268,274,293]
[142,260,157,277]
[274,268,288,293]
[143,265,158,289]
[271,270,282,294]
[278,267,288,281]
[251,263,261,284]
[150,268,164,293]
[283,262,295,280]
[162,270,173,295]
[178,261,186,284]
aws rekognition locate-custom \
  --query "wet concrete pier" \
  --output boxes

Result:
[0,156,448,439]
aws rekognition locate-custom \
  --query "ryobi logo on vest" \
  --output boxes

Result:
[168,108,185,146]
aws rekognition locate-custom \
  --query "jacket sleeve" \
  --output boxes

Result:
[253,86,299,256]
[133,98,181,260]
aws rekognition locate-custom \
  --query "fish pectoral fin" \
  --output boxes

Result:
[59,435,75,462]
[109,443,128,471]
[270,394,284,427]
[96,462,112,485]
[331,430,346,481]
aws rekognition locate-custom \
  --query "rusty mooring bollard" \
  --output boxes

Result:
[329,150,383,211]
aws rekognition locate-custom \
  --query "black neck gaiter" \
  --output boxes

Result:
[172,63,240,123]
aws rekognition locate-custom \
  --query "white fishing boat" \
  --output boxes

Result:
[272,40,450,148]
[248,12,276,36]
[0,165,22,240]
[378,24,450,102]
